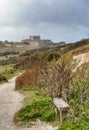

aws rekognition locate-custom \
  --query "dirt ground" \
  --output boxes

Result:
[0,76,57,130]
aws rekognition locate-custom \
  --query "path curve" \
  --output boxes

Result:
[0,76,57,130]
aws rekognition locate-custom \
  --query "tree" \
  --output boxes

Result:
[40,52,73,100]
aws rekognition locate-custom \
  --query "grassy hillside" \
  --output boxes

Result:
[14,39,89,90]
[0,39,89,129]
[0,38,89,66]
[14,41,89,129]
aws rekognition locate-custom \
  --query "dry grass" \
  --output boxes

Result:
[15,67,39,89]
[73,44,89,55]
[15,52,48,89]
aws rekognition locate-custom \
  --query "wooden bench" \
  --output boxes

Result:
[53,98,69,125]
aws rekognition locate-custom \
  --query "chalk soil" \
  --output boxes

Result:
[73,52,89,71]
[0,76,57,130]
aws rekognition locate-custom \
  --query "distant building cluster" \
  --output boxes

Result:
[21,35,53,47]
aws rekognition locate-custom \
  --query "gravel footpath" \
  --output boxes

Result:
[0,76,57,130]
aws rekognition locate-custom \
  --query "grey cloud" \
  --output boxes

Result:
[19,0,89,27]
[0,0,89,42]
[1,0,88,27]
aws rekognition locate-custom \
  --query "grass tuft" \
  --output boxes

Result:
[14,87,55,125]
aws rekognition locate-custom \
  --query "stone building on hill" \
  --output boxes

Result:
[21,35,53,47]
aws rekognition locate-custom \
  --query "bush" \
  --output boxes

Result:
[59,120,89,130]
[15,52,49,89]
[0,51,19,56]
[15,98,55,123]
[58,77,89,130]
[41,110,55,121]
[0,75,8,82]
[43,52,60,61]
[15,67,39,89]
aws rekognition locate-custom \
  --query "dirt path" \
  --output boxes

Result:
[0,76,57,130]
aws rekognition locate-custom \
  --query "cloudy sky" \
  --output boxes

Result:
[0,0,89,42]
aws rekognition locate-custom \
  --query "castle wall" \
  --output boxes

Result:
[29,36,41,41]
[22,35,53,47]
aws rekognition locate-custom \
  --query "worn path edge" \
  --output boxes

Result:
[0,76,57,130]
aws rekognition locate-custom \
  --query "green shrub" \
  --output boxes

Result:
[15,98,55,123]
[41,110,55,121]
[59,121,89,130]
[43,52,60,61]
[59,77,89,130]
